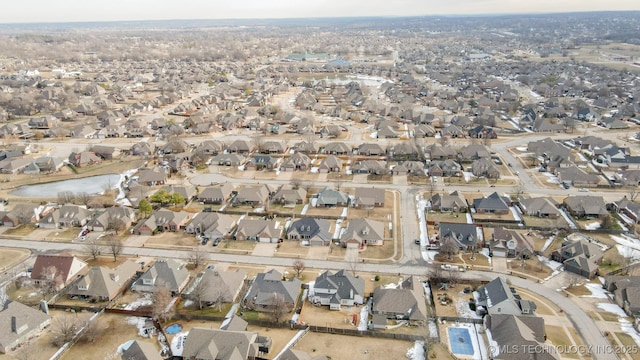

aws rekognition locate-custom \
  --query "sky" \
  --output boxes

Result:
[1,0,638,24]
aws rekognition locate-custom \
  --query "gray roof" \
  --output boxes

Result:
[0,301,51,352]
[187,269,247,304]
[485,314,555,360]
[68,260,138,300]
[246,269,301,307]
[182,327,259,360]
[314,270,365,305]
[472,192,510,211]
[316,187,349,206]
[439,222,479,248]
[134,259,189,293]
[287,218,332,242]
[372,276,427,322]
[121,340,162,360]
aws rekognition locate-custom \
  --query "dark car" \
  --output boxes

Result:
[212,238,220,246]
[414,239,421,245]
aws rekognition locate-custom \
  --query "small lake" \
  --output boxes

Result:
[11,174,121,197]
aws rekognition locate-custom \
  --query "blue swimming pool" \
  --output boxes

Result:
[448,327,474,355]
[165,323,182,334]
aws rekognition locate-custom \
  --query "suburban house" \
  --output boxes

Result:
[371,276,427,325]
[120,340,162,360]
[472,192,510,215]
[159,184,197,203]
[314,187,350,207]
[234,185,270,207]
[518,197,561,218]
[287,218,333,246]
[556,166,600,187]
[473,277,536,316]
[0,300,51,353]
[226,139,255,154]
[245,155,277,171]
[471,158,500,179]
[322,142,351,155]
[234,219,282,243]
[137,167,169,186]
[279,348,329,360]
[181,327,271,360]
[357,143,385,156]
[427,160,462,177]
[272,185,307,205]
[88,206,137,232]
[562,196,609,218]
[197,183,235,204]
[312,270,365,310]
[353,188,385,209]
[604,276,640,317]
[340,219,385,248]
[67,151,102,168]
[392,161,425,176]
[183,269,247,306]
[280,152,312,171]
[244,269,301,312]
[185,212,236,240]
[615,196,640,224]
[212,153,245,166]
[438,222,481,251]
[67,260,138,302]
[352,160,387,175]
[459,144,491,161]
[430,191,468,212]
[318,155,342,173]
[484,314,555,360]
[31,253,88,291]
[134,209,192,235]
[489,227,535,258]
[131,259,190,296]
[551,236,604,279]
[38,204,91,229]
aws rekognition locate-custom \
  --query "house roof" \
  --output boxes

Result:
[354,188,385,207]
[68,260,138,300]
[187,269,247,304]
[472,192,510,211]
[341,219,384,245]
[372,276,427,321]
[246,269,301,306]
[519,197,560,216]
[475,277,536,315]
[314,270,365,304]
[182,327,259,360]
[288,218,332,242]
[31,253,88,284]
[121,340,162,360]
[316,187,349,206]
[439,222,479,248]
[485,314,554,360]
[236,219,281,239]
[0,301,51,351]
[135,259,189,292]
[563,195,608,216]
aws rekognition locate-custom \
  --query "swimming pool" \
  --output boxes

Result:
[448,326,474,355]
[165,323,183,334]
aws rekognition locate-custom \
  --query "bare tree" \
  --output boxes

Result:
[151,285,175,322]
[41,265,63,295]
[446,268,461,287]
[84,239,103,260]
[51,314,80,346]
[189,247,206,269]
[439,238,458,261]
[292,259,305,278]
[106,214,126,235]
[427,265,444,284]
[189,276,209,311]
[106,235,122,262]
[57,191,75,204]
[629,189,640,202]
[270,293,287,323]
[79,317,102,343]
[290,177,302,190]
[76,192,91,207]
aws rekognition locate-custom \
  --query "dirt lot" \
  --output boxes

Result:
[292,331,415,360]
[144,231,199,248]
[433,282,479,318]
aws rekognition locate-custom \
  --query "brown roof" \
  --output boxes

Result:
[31,253,88,285]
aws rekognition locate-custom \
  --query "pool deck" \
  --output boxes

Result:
[445,323,487,360]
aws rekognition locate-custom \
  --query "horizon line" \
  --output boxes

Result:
[0,9,637,27]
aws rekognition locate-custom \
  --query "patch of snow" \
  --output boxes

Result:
[370,131,378,138]
[619,319,640,346]
[540,236,556,253]
[466,213,473,224]
[310,167,319,173]
[428,320,438,338]
[358,302,369,331]
[406,340,426,360]
[611,234,640,252]
[340,207,348,218]
[581,283,609,299]
[597,303,627,318]
[516,147,528,152]
[584,222,601,230]
[124,294,153,310]
[480,248,492,265]
[126,316,153,337]
[616,245,640,261]
[462,172,473,182]
[182,299,193,307]
[455,298,481,319]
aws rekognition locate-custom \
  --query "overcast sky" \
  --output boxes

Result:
[1,0,638,23]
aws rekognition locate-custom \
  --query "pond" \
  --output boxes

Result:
[10,174,121,197]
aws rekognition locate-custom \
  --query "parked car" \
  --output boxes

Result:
[212,238,220,246]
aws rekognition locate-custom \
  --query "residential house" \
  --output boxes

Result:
[615,196,640,224]
[38,204,91,229]
[556,166,600,187]
[235,219,282,243]
[440,124,465,138]
[31,253,89,290]
[195,140,224,155]
[430,191,468,212]
[27,115,59,129]
[134,209,192,235]
[312,269,365,310]
[159,184,197,203]
[468,125,497,139]
[352,160,387,175]
[279,349,329,360]
[372,276,427,325]
[272,185,307,205]
[212,153,245,167]
[185,212,236,240]
[428,159,462,177]
[471,158,500,179]
[260,141,286,154]
[392,161,425,176]
[181,327,271,360]
[234,185,270,207]
[2,204,40,227]
[340,218,385,248]
[130,142,156,157]
[22,156,64,175]
[88,207,136,232]
[120,340,162,360]
[387,143,420,161]
[459,144,491,161]
[131,259,190,295]
[67,260,138,301]
[353,188,385,209]
[196,183,235,204]
[484,314,556,360]
[439,222,481,251]
[551,236,604,278]
[413,124,436,138]
[489,227,534,258]
[0,300,51,353]
[518,197,561,218]
[67,151,102,168]
[604,276,640,317]
[287,218,333,246]
[314,188,350,207]
[184,269,247,306]
[280,153,312,172]
[473,277,536,316]
[226,139,254,154]
[245,155,277,171]
[322,142,351,155]
[472,192,510,215]
[318,155,342,173]
[91,145,120,160]
[357,143,385,156]
[293,141,320,154]
[425,144,457,161]
[244,269,301,312]
[563,196,609,218]
[0,158,31,175]
[137,168,168,186]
